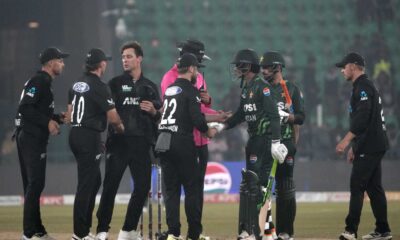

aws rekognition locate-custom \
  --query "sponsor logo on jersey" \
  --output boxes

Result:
[26,87,37,97]
[72,82,90,93]
[360,90,368,101]
[204,162,232,194]
[107,98,115,105]
[122,85,132,92]
[123,97,139,105]
[263,87,270,96]
[49,101,55,109]
[165,86,182,96]
[158,125,178,132]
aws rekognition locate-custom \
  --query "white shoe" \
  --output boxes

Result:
[22,233,56,240]
[95,232,109,240]
[117,230,142,240]
[238,231,256,240]
[199,234,210,240]
[21,235,41,240]
[339,231,356,240]
[166,234,184,240]
[362,231,392,240]
[40,234,57,240]
[71,234,95,240]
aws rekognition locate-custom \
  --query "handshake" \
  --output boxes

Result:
[207,122,225,133]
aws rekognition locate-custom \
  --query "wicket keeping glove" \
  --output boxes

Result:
[279,109,290,124]
[207,122,225,133]
[271,140,288,164]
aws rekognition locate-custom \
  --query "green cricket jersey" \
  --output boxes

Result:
[270,80,305,140]
[226,75,281,140]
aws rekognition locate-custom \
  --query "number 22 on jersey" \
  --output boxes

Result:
[160,98,177,125]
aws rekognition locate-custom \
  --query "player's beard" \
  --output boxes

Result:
[190,73,197,85]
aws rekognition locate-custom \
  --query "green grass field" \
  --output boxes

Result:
[1,202,399,239]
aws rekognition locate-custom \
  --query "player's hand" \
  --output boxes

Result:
[200,90,211,104]
[213,110,232,123]
[347,147,354,163]
[207,122,225,133]
[48,119,60,136]
[60,111,70,124]
[271,140,288,164]
[140,100,157,116]
[206,128,218,138]
[336,138,350,155]
[278,109,290,124]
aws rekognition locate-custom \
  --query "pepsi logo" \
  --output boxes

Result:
[204,162,232,194]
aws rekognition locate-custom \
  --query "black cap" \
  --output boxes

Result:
[177,53,205,68]
[177,39,211,62]
[86,48,112,64]
[39,47,69,64]
[335,52,365,68]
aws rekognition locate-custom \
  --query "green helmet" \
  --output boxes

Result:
[231,49,260,66]
[260,51,285,68]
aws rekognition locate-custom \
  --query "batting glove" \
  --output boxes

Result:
[271,140,288,164]
[278,109,290,124]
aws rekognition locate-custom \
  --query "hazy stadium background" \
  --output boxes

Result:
[0,0,399,238]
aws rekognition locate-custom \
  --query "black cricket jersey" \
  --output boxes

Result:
[107,72,161,140]
[16,70,60,138]
[159,78,208,136]
[349,74,389,154]
[68,72,115,132]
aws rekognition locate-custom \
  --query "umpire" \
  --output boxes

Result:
[335,53,392,240]
[95,41,161,240]
[156,53,217,240]
[15,47,69,240]
[68,48,124,240]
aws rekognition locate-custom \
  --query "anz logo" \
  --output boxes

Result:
[244,103,257,112]
[123,97,139,105]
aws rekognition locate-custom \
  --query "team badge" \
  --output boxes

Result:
[286,156,294,165]
[26,87,37,97]
[263,87,270,96]
[165,86,182,96]
[73,82,90,93]
[360,90,368,101]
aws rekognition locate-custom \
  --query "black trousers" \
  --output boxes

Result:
[160,135,201,240]
[345,151,391,235]
[96,135,151,233]
[69,127,102,238]
[16,130,48,238]
[195,145,208,234]
[245,136,273,187]
[275,139,297,236]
